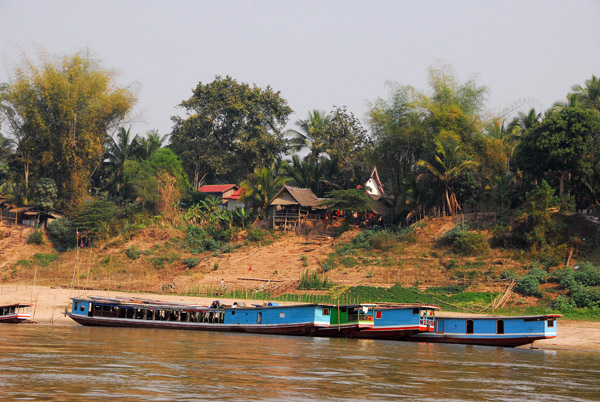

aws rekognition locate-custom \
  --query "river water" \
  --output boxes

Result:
[1,325,599,401]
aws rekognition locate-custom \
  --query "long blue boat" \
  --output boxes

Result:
[67,296,333,336]
[407,314,561,347]
[351,303,439,340]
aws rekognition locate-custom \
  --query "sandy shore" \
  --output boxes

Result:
[2,284,599,352]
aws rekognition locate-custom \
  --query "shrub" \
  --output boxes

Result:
[369,232,396,250]
[73,200,118,241]
[298,270,333,290]
[125,246,142,260]
[32,253,59,267]
[47,218,76,251]
[185,225,207,250]
[247,228,264,242]
[441,224,489,255]
[570,287,600,308]
[27,230,45,245]
[183,257,199,268]
[516,267,547,297]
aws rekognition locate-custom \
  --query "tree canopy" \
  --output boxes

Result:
[0,50,135,211]
[170,76,292,188]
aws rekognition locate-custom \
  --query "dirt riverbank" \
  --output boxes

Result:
[1,284,598,352]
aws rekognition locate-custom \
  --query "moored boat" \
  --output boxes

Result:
[407,314,561,347]
[352,303,439,340]
[67,296,332,336]
[315,303,376,337]
[0,303,32,323]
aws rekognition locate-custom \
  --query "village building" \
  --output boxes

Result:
[268,186,329,232]
[222,188,245,210]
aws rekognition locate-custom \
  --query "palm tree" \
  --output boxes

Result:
[416,141,478,216]
[135,130,166,160]
[240,167,289,219]
[282,155,325,195]
[105,127,140,197]
[286,110,330,164]
[571,75,600,112]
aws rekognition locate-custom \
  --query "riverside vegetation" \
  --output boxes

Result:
[0,49,599,321]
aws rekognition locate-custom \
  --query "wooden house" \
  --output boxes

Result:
[268,186,329,231]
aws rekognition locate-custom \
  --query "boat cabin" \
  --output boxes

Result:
[0,303,32,323]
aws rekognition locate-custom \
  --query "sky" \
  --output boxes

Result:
[1,0,599,139]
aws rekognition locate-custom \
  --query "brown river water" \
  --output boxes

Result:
[1,325,599,401]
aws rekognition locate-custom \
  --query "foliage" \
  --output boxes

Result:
[298,270,333,290]
[323,188,373,215]
[32,253,60,267]
[125,246,142,260]
[514,107,600,202]
[511,180,559,250]
[73,200,118,241]
[150,253,179,270]
[552,263,600,308]
[0,49,135,211]
[240,167,288,218]
[26,229,45,245]
[122,160,160,210]
[32,178,58,211]
[183,257,199,268]
[515,267,548,297]
[170,75,292,187]
[247,228,265,242]
[47,217,76,251]
[440,223,490,255]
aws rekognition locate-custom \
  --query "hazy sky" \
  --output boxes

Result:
[1,0,599,138]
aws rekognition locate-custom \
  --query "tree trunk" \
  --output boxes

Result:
[559,170,565,198]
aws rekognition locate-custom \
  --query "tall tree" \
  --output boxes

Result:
[0,50,135,210]
[286,110,330,164]
[326,106,371,188]
[170,76,292,188]
[514,107,600,200]
[570,75,600,113]
[417,140,478,216]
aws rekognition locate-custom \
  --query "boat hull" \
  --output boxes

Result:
[408,333,555,347]
[0,314,31,323]
[67,313,323,336]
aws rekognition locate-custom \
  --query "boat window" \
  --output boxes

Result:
[412,308,419,314]
[548,319,555,327]
[323,308,330,315]
[231,311,235,316]
[466,320,474,334]
[497,320,505,334]
[80,305,85,312]
[376,311,382,319]
[257,312,262,324]
[437,319,444,333]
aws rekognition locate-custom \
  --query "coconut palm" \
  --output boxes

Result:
[135,130,166,160]
[105,127,140,197]
[570,75,600,112]
[286,110,330,164]
[416,140,478,216]
[240,167,289,219]
[282,155,325,195]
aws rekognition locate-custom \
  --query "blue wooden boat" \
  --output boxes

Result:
[0,303,32,323]
[352,303,439,340]
[407,314,561,347]
[67,296,333,336]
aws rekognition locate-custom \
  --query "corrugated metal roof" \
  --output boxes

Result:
[198,184,238,193]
